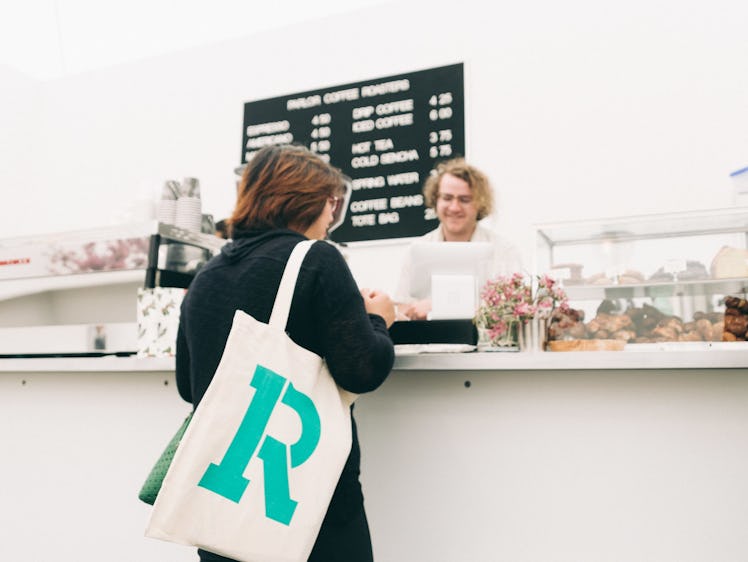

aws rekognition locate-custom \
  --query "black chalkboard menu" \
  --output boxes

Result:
[241,63,465,243]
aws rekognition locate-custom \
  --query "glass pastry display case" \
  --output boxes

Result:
[535,207,748,349]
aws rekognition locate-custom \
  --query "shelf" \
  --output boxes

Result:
[0,269,145,302]
[0,221,228,299]
[537,207,748,247]
[563,277,748,301]
[0,221,157,249]
[156,223,226,253]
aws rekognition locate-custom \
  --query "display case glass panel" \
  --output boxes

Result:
[535,208,748,349]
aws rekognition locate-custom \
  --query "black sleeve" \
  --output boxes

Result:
[307,242,395,394]
[175,321,193,404]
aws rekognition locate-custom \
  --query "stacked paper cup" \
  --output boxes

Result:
[157,180,179,225]
[175,196,202,231]
[175,177,203,232]
[158,199,177,225]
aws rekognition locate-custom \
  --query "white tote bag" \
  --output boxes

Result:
[146,240,356,562]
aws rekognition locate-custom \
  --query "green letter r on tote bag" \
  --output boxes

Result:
[198,364,321,525]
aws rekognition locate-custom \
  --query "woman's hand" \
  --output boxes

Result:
[360,288,396,328]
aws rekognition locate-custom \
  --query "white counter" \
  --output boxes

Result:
[393,347,748,370]
[0,355,175,372]
[2,347,746,373]
[2,349,748,561]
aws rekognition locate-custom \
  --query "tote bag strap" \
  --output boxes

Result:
[268,239,316,330]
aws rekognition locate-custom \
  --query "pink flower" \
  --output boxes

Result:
[475,272,569,330]
[514,301,532,317]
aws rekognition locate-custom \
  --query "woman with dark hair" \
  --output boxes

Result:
[175,144,395,562]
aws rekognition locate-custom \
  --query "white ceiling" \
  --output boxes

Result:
[0,0,388,81]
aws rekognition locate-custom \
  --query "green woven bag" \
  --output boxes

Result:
[138,412,193,505]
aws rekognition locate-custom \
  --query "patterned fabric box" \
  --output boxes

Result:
[137,288,186,357]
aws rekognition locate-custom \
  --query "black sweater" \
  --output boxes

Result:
[175,228,394,532]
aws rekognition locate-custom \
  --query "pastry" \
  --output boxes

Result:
[678,318,719,342]
[587,312,634,335]
[724,310,748,338]
[618,270,645,284]
[586,272,613,285]
[695,318,713,340]
[548,308,587,341]
[659,317,684,333]
[649,268,674,282]
[678,261,710,280]
[693,311,724,323]
[678,331,703,342]
[725,296,748,314]
[625,304,665,335]
[712,321,724,341]
[722,296,748,340]
[612,329,637,342]
[649,316,684,341]
[548,339,625,351]
[596,299,621,315]
[711,247,748,279]
[633,336,655,343]
[651,325,679,341]
[649,260,709,282]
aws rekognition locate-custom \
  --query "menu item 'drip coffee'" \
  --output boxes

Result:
[241,63,465,243]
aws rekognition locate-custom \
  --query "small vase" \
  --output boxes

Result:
[518,317,548,352]
[477,320,519,351]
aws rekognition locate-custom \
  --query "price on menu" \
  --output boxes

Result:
[240,63,465,243]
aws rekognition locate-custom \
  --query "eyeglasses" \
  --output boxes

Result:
[437,193,474,205]
[325,179,352,234]
[328,195,343,214]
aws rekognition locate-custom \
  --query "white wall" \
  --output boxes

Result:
[0,65,42,230]
[1,0,746,292]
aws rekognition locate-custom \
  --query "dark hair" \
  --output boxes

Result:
[422,158,494,220]
[230,144,346,232]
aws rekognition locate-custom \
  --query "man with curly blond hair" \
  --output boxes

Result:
[396,158,522,320]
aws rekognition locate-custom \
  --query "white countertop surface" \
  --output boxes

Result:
[1,346,746,373]
[0,356,175,372]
